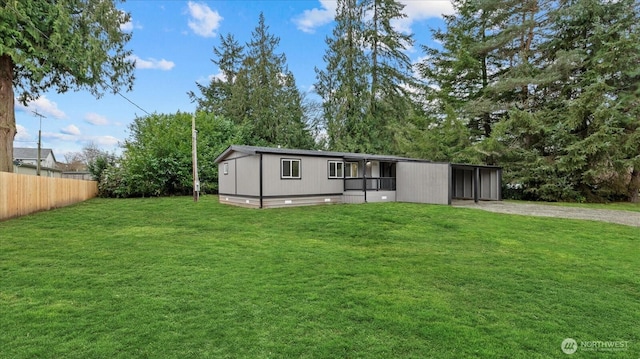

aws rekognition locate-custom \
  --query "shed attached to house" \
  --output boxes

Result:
[214,145,501,208]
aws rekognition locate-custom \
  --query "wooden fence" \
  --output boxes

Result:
[0,172,98,221]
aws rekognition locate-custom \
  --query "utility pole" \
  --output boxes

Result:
[192,114,200,202]
[32,111,46,176]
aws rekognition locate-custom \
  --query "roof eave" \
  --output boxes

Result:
[213,145,257,163]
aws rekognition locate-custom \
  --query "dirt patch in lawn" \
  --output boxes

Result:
[452,200,640,227]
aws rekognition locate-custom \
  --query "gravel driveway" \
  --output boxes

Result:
[452,200,640,227]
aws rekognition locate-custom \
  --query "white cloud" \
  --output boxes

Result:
[42,132,76,142]
[294,0,454,34]
[15,124,31,141]
[84,112,110,126]
[92,135,120,147]
[120,21,133,32]
[187,1,223,38]
[394,1,455,33]
[42,132,121,148]
[120,20,142,32]
[129,55,175,71]
[15,96,66,119]
[61,124,81,136]
[196,71,226,86]
[293,0,337,33]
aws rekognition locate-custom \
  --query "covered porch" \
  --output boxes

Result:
[342,158,397,203]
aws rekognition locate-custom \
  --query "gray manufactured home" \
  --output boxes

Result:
[214,145,501,208]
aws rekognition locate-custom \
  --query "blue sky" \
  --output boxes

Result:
[14,0,453,161]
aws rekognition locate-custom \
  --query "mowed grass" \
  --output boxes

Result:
[1,196,638,358]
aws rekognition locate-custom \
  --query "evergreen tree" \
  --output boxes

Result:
[315,0,370,152]
[489,0,640,202]
[397,106,483,164]
[317,0,420,154]
[427,0,640,202]
[188,33,244,118]
[190,14,314,149]
[361,0,417,153]
[545,0,640,201]
[244,13,313,148]
[420,0,548,141]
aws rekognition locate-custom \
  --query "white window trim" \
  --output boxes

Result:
[328,160,344,179]
[223,162,229,175]
[345,162,359,178]
[281,158,301,179]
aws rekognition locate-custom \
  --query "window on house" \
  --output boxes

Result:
[345,162,359,178]
[223,163,229,175]
[328,161,344,179]
[281,158,301,179]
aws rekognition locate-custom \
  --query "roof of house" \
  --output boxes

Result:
[215,145,502,169]
[13,147,57,162]
[214,145,416,164]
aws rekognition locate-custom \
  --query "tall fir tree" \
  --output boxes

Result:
[545,0,640,201]
[317,0,420,154]
[315,0,370,152]
[243,13,314,148]
[190,13,314,149]
[361,0,417,154]
[422,0,640,201]
[189,34,244,119]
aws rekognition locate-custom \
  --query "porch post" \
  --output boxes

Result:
[474,167,479,203]
[497,168,503,201]
[259,154,263,208]
[363,159,367,203]
[448,164,452,205]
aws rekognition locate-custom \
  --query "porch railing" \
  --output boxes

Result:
[344,177,396,191]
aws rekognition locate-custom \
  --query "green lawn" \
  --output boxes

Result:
[1,196,638,358]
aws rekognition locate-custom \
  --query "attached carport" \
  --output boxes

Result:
[451,164,502,202]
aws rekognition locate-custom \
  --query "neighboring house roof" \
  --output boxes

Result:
[13,147,57,163]
[215,145,501,169]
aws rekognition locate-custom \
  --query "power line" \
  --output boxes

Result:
[5,2,151,116]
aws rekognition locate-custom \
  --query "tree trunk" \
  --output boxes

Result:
[629,168,640,203]
[0,54,16,173]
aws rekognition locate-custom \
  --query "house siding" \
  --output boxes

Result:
[342,190,396,204]
[262,194,343,208]
[396,162,450,205]
[215,145,502,208]
[236,155,260,196]
[342,192,363,204]
[218,151,260,197]
[218,157,237,195]
[219,194,261,208]
[261,154,343,197]
[364,190,396,203]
